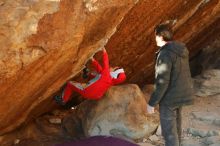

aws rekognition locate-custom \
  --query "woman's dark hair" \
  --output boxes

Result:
[155,23,173,41]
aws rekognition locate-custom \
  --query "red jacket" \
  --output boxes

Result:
[63,51,126,102]
[84,51,126,99]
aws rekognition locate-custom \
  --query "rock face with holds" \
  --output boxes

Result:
[0,0,138,135]
[62,84,159,140]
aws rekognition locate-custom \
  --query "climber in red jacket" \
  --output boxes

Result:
[54,48,126,105]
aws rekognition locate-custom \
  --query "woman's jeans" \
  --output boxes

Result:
[159,106,182,146]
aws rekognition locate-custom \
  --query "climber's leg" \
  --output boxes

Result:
[54,82,85,105]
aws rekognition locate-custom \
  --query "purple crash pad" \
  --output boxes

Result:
[54,136,139,146]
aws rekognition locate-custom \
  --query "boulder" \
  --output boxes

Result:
[141,84,154,98]
[203,136,220,145]
[0,0,137,135]
[181,139,205,146]
[148,135,159,142]
[62,84,159,140]
[190,38,220,76]
[155,125,162,136]
[210,143,220,146]
[107,0,220,85]
[192,112,220,126]
[194,69,220,97]
[187,128,219,138]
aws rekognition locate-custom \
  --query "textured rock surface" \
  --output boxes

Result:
[187,128,219,138]
[0,0,60,78]
[180,95,220,146]
[194,69,220,97]
[0,0,220,136]
[0,0,137,135]
[106,0,220,84]
[181,139,205,146]
[192,112,220,126]
[62,84,159,140]
[0,109,70,146]
[190,36,220,76]
[203,136,220,145]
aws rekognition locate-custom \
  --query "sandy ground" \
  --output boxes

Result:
[138,94,220,146]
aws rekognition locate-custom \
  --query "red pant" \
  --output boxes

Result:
[63,82,85,102]
[63,74,111,102]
